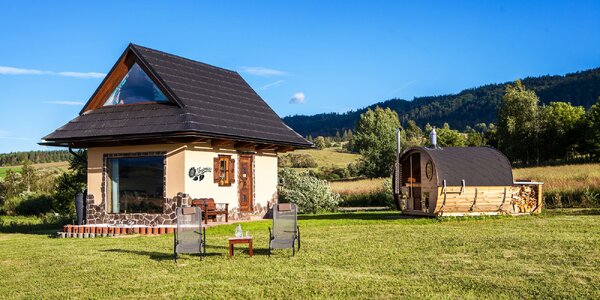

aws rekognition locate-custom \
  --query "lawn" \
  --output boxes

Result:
[0,210,598,299]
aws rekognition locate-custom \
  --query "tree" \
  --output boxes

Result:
[353,106,400,178]
[403,120,426,147]
[584,100,600,158]
[314,136,327,150]
[539,102,585,160]
[497,80,540,164]
[53,150,87,215]
[20,161,37,193]
[466,130,485,146]
[436,123,467,147]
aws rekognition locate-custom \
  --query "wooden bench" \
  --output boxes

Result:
[191,198,229,224]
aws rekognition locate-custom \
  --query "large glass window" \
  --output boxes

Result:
[103,63,168,106]
[106,156,165,214]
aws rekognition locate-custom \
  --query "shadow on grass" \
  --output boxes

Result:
[0,223,60,235]
[101,248,223,261]
[298,212,421,221]
[543,208,600,216]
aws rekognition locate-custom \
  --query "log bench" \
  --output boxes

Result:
[191,198,229,224]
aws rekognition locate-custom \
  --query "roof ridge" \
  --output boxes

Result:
[130,43,238,75]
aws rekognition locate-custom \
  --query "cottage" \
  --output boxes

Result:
[393,136,543,216]
[41,44,312,226]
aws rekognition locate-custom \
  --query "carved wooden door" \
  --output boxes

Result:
[238,155,254,212]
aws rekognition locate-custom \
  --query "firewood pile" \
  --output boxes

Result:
[511,185,538,213]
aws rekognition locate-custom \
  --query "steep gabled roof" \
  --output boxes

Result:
[401,147,514,186]
[42,44,312,148]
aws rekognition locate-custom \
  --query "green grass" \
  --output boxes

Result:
[0,210,598,299]
[0,166,21,179]
[287,147,360,172]
[0,161,69,180]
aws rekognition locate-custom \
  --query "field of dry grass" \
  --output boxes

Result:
[330,178,385,194]
[513,163,600,192]
[329,163,600,198]
[0,161,69,179]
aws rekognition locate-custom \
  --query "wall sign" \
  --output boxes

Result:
[189,167,212,181]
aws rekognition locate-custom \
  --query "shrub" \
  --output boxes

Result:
[544,187,600,209]
[278,154,318,168]
[278,169,341,213]
[308,166,350,181]
[1,193,53,216]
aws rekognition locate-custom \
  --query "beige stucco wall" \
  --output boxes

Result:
[88,143,186,205]
[87,142,278,211]
[253,151,279,208]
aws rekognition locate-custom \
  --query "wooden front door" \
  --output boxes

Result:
[238,155,254,212]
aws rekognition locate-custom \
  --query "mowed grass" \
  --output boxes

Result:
[0,161,69,179]
[0,211,598,299]
[514,163,600,192]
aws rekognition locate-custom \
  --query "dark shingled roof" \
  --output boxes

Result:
[402,147,514,186]
[42,44,311,148]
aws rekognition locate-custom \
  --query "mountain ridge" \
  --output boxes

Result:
[283,67,600,137]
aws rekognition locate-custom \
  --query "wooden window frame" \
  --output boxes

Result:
[214,155,235,187]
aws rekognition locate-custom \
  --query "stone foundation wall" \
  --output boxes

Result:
[86,194,179,226]
[86,193,272,225]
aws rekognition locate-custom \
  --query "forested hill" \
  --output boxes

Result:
[0,150,71,166]
[283,67,600,137]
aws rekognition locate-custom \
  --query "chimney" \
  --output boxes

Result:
[430,127,437,149]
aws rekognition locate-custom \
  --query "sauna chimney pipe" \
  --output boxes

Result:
[430,127,437,149]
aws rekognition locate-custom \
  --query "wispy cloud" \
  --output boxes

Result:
[259,80,285,90]
[0,130,32,141]
[44,100,85,106]
[382,80,417,98]
[0,65,105,79]
[238,66,287,77]
[290,92,305,104]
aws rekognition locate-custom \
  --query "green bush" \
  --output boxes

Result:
[544,187,600,208]
[278,169,341,213]
[308,166,350,181]
[1,193,53,216]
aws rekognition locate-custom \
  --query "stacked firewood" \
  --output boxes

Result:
[511,185,538,213]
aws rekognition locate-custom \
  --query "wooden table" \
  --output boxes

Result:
[228,237,253,257]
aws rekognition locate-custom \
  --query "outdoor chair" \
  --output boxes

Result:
[268,203,301,256]
[174,206,206,262]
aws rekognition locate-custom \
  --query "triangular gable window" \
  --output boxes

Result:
[103,63,168,106]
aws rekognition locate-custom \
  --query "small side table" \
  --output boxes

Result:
[228,237,253,257]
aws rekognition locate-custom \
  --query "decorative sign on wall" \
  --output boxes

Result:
[188,167,212,181]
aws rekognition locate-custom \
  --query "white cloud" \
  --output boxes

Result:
[0,65,105,79]
[238,66,287,77]
[44,101,85,106]
[290,92,305,104]
[56,71,106,79]
[259,80,285,90]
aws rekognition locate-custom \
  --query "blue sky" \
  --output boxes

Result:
[0,1,599,153]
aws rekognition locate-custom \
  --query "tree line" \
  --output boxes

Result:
[307,80,600,179]
[283,66,600,137]
[0,150,71,167]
